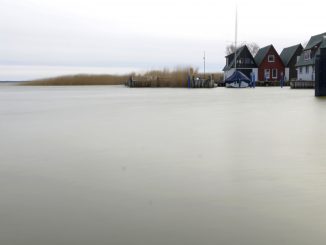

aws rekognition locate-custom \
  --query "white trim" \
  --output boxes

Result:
[264,69,270,79]
[272,69,278,79]
[253,68,258,81]
[285,68,289,81]
[297,65,314,81]
[268,55,275,62]
[304,50,311,61]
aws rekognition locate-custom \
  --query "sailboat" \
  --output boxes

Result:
[225,7,251,88]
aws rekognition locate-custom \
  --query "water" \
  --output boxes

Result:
[0,85,326,245]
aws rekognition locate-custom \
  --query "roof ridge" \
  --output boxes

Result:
[280,44,303,66]
[311,32,326,38]
[284,43,301,49]
[254,45,274,65]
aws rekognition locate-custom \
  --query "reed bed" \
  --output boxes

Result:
[131,68,197,87]
[23,74,130,86]
[22,68,222,87]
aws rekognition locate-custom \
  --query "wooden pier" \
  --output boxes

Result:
[290,80,314,89]
[189,76,215,88]
[125,76,215,88]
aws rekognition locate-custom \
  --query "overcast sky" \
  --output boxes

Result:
[1,0,326,80]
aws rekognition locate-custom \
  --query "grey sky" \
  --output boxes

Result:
[1,0,326,80]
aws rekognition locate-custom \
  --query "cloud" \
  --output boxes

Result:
[1,0,326,79]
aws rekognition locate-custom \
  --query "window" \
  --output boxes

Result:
[268,55,275,62]
[226,58,229,66]
[264,69,270,80]
[245,58,251,64]
[299,67,303,74]
[304,50,311,60]
[272,69,278,79]
[305,66,309,74]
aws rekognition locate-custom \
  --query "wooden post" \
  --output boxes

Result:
[315,47,326,96]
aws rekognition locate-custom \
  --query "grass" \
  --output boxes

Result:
[22,68,223,87]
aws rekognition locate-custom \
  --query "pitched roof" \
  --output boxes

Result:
[280,44,303,67]
[225,45,246,58]
[254,45,273,66]
[223,46,246,71]
[304,32,326,50]
[321,39,326,49]
[296,53,316,67]
[296,33,326,67]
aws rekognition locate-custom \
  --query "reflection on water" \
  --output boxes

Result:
[0,86,326,245]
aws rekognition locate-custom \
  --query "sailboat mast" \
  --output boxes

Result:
[203,51,206,79]
[234,6,238,70]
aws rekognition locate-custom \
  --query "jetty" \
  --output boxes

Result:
[125,76,215,88]
[290,80,314,89]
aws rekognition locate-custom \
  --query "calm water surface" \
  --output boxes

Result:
[1,85,326,245]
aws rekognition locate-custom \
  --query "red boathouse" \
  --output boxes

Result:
[254,45,285,82]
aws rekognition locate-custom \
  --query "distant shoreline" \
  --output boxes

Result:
[15,68,223,87]
[20,74,130,86]
[0,81,24,85]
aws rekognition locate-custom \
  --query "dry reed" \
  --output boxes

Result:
[23,74,131,86]
[22,68,222,87]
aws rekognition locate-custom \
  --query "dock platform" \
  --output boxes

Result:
[290,81,314,89]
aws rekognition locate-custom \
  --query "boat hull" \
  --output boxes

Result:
[225,81,250,88]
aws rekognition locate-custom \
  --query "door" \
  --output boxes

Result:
[264,69,270,80]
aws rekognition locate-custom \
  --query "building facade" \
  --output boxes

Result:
[296,33,326,81]
[280,44,303,81]
[223,45,258,80]
[254,45,285,82]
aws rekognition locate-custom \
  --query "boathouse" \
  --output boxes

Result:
[223,45,258,80]
[296,32,326,81]
[255,44,285,82]
[255,45,285,82]
[280,44,303,81]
